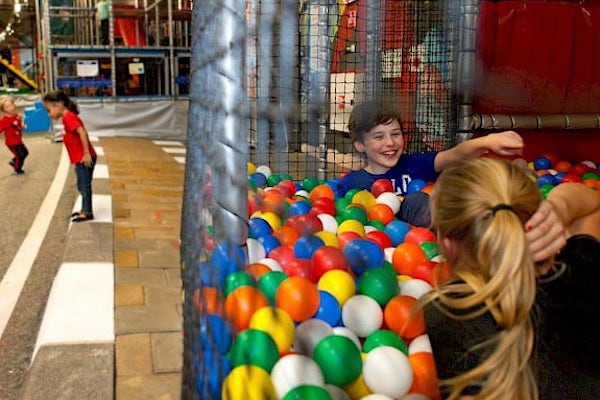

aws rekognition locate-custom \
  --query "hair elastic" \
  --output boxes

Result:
[490,203,514,216]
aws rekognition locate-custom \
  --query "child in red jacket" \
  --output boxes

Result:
[0,96,28,174]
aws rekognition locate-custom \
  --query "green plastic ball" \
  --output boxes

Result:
[313,335,362,386]
[363,329,408,354]
[227,328,279,372]
[419,241,440,260]
[282,385,332,400]
[358,267,399,306]
[223,271,256,296]
[257,270,288,305]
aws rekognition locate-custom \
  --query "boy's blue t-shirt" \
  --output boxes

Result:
[337,152,438,196]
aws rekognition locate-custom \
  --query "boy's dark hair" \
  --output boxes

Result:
[43,90,80,115]
[348,101,402,142]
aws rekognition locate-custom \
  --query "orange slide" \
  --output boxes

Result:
[115,18,146,46]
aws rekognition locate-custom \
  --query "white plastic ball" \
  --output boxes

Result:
[376,192,401,214]
[256,257,283,271]
[399,278,433,299]
[256,165,272,178]
[342,295,383,338]
[384,247,395,263]
[317,213,339,233]
[246,238,266,264]
[294,189,310,198]
[325,384,351,400]
[270,354,325,399]
[332,326,362,351]
[363,346,413,398]
[408,334,432,355]
[364,225,378,234]
[400,394,432,400]
[293,318,334,356]
[582,160,597,169]
[360,395,394,400]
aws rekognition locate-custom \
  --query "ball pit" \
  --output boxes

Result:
[197,156,600,400]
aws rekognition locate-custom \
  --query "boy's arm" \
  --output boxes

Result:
[433,131,524,172]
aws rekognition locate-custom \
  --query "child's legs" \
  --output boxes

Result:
[75,160,96,215]
[14,144,28,170]
[8,145,18,169]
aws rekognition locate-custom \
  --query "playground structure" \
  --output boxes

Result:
[181,0,600,398]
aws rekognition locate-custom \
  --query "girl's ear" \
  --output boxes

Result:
[442,237,458,264]
[354,140,366,153]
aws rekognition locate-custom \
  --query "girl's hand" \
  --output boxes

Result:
[525,200,567,265]
[82,154,93,168]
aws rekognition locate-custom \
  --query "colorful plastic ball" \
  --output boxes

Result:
[310,184,336,202]
[311,245,348,280]
[256,211,282,231]
[365,230,393,250]
[267,173,284,187]
[258,234,282,255]
[313,335,363,386]
[271,354,325,399]
[318,269,357,306]
[408,334,433,355]
[295,213,324,235]
[248,162,257,174]
[554,159,572,173]
[198,313,233,355]
[533,156,552,171]
[288,199,312,216]
[344,372,373,399]
[282,258,313,280]
[339,204,369,224]
[276,179,297,198]
[314,230,340,248]
[399,278,433,299]
[358,267,399,306]
[408,352,441,399]
[249,172,268,188]
[227,328,279,372]
[249,217,273,239]
[261,190,287,215]
[314,290,343,326]
[273,225,301,248]
[406,179,427,194]
[539,184,554,199]
[392,243,429,277]
[222,365,276,400]
[360,395,394,400]
[337,231,362,249]
[282,385,332,400]
[343,238,385,275]
[342,294,384,338]
[257,270,288,305]
[194,286,223,316]
[404,227,436,245]
[362,346,413,398]
[247,238,267,264]
[225,285,269,332]
[561,173,582,183]
[367,219,386,231]
[249,306,295,353]
[276,276,321,322]
[363,329,408,355]
[352,190,377,210]
[419,241,439,260]
[367,203,395,225]
[537,173,558,187]
[294,234,325,259]
[384,220,411,246]
[324,384,352,400]
[371,178,394,197]
[377,192,401,214]
[245,262,271,280]
[302,176,321,192]
[332,326,362,351]
[256,257,283,272]
[316,213,339,233]
[337,219,366,237]
[383,295,426,340]
[196,351,231,400]
[311,197,337,216]
[223,270,256,297]
[293,318,334,356]
[268,246,296,270]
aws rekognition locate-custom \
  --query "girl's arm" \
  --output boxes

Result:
[76,126,93,167]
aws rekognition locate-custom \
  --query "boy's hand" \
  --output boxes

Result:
[486,131,524,156]
[525,200,567,267]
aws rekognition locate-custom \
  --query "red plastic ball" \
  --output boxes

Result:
[268,246,296,270]
[310,197,337,216]
[365,230,393,250]
[311,246,348,280]
[337,231,361,249]
[404,227,436,245]
[371,179,394,197]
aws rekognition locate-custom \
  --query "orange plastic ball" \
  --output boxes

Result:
[245,262,272,280]
[261,191,286,215]
[194,286,223,315]
[275,276,320,322]
[309,184,336,202]
[392,243,429,277]
[273,225,301,248]
[554,160,572,173]
[408,352,441,399]
[225,285,269,331]
[367,203,395,225]
[383,295,426,340]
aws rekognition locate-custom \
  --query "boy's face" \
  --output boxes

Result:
[354,118,404,174]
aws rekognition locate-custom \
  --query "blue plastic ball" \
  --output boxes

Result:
[288,199,312,216]
[343,238,385,275]
[198,314,233,355]
[249,172,268,188]
[294,234,325,259]
[406,178,427,194]
[533,156,552,171]
[314,290,342,326]
[537,173,558,187]
[384,220,411,246]
[257,234,281,255]
[249,217,273,239]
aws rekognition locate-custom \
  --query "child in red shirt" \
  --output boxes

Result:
[0,96,29,174]
[43,91,97,222]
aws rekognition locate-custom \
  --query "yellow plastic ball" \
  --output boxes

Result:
[256,211,282,231]
[247,162,257,175]
[249,306,295,353]
[351,190,377,210]
[318,269,356,306]
[222,365,276,400]
[337,219,366,237]
[315,230,340,248]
